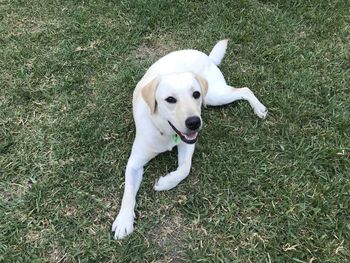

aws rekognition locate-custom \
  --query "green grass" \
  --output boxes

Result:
[1,0,349,262]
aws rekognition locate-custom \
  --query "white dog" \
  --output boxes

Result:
[112,40,267,240]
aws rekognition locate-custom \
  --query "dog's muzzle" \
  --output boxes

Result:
[168,121,199,144]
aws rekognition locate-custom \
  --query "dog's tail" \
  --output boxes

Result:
[209,39,228,66]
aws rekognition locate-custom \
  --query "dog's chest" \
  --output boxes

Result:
[149,134,177,153]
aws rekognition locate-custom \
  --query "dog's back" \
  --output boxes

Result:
[134,40,229,105]
[145,39,228,79]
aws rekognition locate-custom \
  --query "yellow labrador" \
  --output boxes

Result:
[112,40,268,239]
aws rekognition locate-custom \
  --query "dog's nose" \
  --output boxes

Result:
[185,116,201,131]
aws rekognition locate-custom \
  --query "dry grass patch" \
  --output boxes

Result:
[150,212,187,263]
[129,36,179,63]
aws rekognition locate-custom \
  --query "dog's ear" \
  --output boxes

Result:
[141,78,158,114]
[195,74,208,106]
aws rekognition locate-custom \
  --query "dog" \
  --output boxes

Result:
[112,39,268,240]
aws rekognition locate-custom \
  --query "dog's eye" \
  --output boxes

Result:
[193,91,201,99]
[165,96,177,103]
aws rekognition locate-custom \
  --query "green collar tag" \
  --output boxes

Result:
[172,134,181,144]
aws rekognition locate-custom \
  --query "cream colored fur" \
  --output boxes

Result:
[112,40,268,239]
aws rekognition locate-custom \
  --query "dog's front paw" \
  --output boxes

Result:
[254,103,268,119]
[154,174,178,191]
[111,211,134,240]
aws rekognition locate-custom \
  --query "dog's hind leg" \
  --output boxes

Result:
[205,85,268,119]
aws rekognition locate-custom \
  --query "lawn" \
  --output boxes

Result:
[0,0,349,262]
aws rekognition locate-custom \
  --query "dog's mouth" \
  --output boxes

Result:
[168,121,198,144]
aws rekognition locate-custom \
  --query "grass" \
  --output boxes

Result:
[1,0,349,262]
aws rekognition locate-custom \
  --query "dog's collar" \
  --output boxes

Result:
[157,127,180,144]
[153,121,181,145]
[172,134,181,144]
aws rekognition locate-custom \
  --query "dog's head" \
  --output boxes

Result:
[141,72,208,144]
